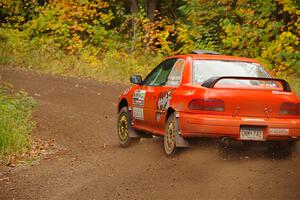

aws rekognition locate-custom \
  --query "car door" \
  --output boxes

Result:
[132,58,177,133]
[156,58,185,129]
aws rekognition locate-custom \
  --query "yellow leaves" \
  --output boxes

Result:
[12,0,115,54]
[260,28,299,73]
[72,35,81,42]
[65,45,74,51]
[278,0,298,14]
[279,31,297,43]
[261,50,269,59]
[18,16,25,22]
[285,46,294,52]
[99,12,114,25]
[65,35,83,54]
[70,24,84,32]
[81,52,100,67]
[142,18,150,24]
[30,20,37,29]
[134,13,193,54]
[275,44,282,52]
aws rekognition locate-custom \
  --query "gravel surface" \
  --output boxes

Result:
[0,68,299,200]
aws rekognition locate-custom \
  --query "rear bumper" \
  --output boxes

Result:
[178,112,300,141]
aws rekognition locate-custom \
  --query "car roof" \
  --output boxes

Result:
[166,54,260,63]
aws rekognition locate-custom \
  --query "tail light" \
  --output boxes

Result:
[189,99,225,112]
[280,102,300,115]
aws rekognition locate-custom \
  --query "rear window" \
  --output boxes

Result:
[193,60,273,86]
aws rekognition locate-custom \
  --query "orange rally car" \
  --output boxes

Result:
[117,50,300,155]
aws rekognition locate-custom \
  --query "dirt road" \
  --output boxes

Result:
[0,68,299,200]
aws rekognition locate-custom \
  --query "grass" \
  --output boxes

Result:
[1,46,299,97]
[0,42,163,83]
[0,28,163,83]
[0,83,36,158]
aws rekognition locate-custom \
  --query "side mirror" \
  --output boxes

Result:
[130,75,142,85]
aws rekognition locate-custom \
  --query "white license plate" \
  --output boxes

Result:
[240,126,264,141]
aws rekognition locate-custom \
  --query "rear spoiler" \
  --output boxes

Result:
[201,76,291,92]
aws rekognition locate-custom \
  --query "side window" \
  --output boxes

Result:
[166,59,185,87]
[143,58,177,86]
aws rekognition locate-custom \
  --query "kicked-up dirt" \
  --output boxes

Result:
[0,68,299,200]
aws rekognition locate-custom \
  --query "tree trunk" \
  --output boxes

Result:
[129,0,138,51]
[147,0,158,21]
[129,0,138,14]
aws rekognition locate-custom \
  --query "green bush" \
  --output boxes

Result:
[0,83,36,156]
[181,0,300,74]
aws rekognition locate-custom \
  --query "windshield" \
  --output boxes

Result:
[193,60,273,86]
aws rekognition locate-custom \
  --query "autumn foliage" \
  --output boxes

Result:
[0,0,299,78]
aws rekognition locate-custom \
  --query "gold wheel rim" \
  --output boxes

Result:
[166,121,175,150]
[118,113,129,141]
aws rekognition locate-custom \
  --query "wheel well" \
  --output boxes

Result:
[118,98,128,112]
[166,107,175,122]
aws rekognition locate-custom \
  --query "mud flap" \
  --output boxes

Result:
[175,132,190,147]
[174,112,190,147]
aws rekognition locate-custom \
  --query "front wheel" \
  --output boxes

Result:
[164,113,178,156]
[117,107,140,147]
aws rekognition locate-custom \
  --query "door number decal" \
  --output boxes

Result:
[133,90,146,120]
[133,90,146,107]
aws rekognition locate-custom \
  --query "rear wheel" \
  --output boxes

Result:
[117,107,140,147]
[164,113,177,156]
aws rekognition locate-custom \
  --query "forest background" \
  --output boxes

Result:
[0,0,299,87]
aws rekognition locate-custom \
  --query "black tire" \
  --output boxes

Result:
[117,107,140,147]
[164,113,178,156]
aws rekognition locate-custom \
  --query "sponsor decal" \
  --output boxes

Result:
[272,91,290,95]
[133,107,144,120]
[132,90,146,120]
[156,90,173,122]
[133,90,146,107]
[269,128,289,136]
